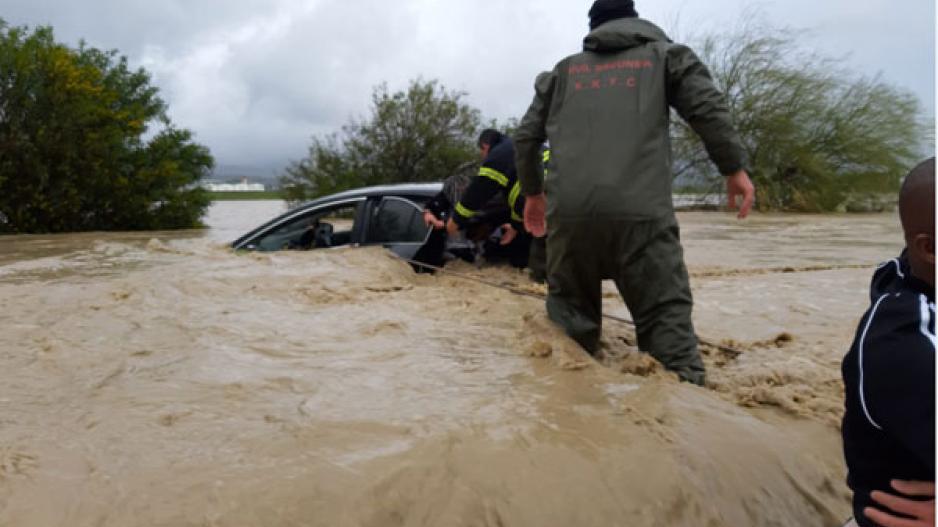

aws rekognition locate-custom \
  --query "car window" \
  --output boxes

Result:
[255,201,361,251]
[366,197,429,244]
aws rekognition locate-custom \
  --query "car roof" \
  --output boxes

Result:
[292,182,443,208]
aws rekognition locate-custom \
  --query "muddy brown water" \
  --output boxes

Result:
[0,202,903,526]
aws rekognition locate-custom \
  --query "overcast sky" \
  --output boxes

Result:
[3,0,935,173]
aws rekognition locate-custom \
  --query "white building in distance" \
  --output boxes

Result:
[202,177,265,192]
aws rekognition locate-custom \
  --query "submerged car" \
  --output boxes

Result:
[231,183,507,262]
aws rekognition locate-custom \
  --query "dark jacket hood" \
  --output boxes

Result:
[583,17,671,53]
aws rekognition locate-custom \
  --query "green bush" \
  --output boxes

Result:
[671,18,930,211]
[281,79,482,205]
[0,21,213,233]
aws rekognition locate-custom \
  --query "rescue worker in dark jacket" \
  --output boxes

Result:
[841,158,935,527]
[514,0,755,385]
[446,129,547,273]
[414,162,486,269]
[423,161,476,229]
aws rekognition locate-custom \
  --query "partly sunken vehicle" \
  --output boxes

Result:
[231,183,481,262]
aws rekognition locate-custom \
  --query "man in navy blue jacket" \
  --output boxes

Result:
[446,129,538,270]
[842,157,935,527]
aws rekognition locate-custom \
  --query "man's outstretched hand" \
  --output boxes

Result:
[727,170,755,219]
[446,218,460,237]
[423,210,445,229]
[499,224,518,245]
[524,193,547,238]
[865,480,935,527]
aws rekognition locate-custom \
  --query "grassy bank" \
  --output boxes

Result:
[207,191,283,201]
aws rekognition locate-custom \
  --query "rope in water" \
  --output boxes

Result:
[394,254,750,358]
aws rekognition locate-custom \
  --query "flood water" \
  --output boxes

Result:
[0,201,903,526]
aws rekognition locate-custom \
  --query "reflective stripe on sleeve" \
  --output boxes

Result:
[479,166,509,187]
[455,202,477,219]
[508,181,523,222]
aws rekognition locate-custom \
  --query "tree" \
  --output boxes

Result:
[671,17,930,211]
[281,79,481,204]
[0,21,212,233]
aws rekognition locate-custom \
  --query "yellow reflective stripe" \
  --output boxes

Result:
[508,182,523,222]
[479,166,509,187]
[455,202,477,218]
[508,181,521,210]
[542,149,551,164]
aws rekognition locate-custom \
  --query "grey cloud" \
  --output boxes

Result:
[2,0,933,171]
[2,0,276,55]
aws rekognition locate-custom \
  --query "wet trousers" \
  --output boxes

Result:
[544,215,705,385]
[528,235,548,283]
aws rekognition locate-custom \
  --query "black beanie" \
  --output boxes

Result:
[477,128,503,149]
[588,0,638,30]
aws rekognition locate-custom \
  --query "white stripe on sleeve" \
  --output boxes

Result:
[919,295,936,348]
[858,294,889,430]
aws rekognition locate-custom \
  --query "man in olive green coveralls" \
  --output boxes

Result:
[514,0,755,385]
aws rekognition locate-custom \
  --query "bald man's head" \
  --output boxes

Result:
[899,157,935,286]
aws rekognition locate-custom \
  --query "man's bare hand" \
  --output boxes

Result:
[423,210,445,229]
[865,480,935,527]
[499,223,517,246]
[446,217,460,238]
[726,170,755,219]
[524,193,547,237]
